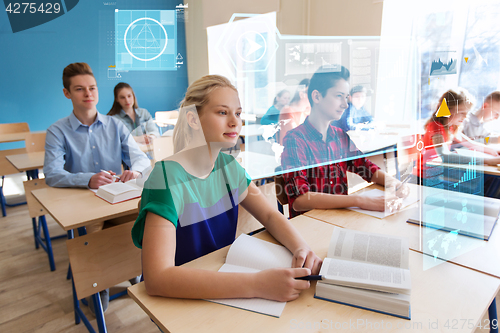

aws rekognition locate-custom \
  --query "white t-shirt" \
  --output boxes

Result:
[462,112,490,139]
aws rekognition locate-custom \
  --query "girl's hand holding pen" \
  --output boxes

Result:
[254,268,312,302]
[292,247,322,275]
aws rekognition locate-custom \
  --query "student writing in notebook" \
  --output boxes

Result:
[132,75,322,302]
[280,65,409,218]
[107,82,160,145]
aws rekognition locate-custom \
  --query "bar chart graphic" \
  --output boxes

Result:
[452,153,477,189]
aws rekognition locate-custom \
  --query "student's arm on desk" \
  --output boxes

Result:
[142,210,312,302]
[454,130,499,156]
[433,133,500,166]
[292,170,406,213]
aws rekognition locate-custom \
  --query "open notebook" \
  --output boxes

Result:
[206,234,293,317]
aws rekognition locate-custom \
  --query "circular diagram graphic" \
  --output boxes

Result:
[124,17,168,62]
[235,31,267,63]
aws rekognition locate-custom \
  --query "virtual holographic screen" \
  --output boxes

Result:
[207,12,419,180]
[207,10,494,271]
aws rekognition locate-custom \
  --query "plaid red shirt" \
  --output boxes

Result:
[280,117,380,218]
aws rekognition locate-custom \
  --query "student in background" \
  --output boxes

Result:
[44,62,150,313]
[278,79,311,145]
[132,75,321,301]
[415,88,500,185]
[260,89,291,125]
[333,85,373,131]
[44,63,150,189]
[280,66,409,218]
[461,91,500,143]
[108,82,160,144]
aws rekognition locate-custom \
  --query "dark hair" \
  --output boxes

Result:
[350,85,367,96]
[273,89,289,106]
[108,82,138,116]
[424,88,475,132]
[62,62,95,91]
[289,78,310,105]
[308,65,350,106]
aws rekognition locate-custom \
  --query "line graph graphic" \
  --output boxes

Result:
[429,51,457,76]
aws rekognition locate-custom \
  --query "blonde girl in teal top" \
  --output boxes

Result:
[133,75,322,302]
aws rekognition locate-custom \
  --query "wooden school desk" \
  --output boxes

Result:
[6,151,44,179]
[31,186,139,231]
[128,214,500,333]
[304,185,500,279]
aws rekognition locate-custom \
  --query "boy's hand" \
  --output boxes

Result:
[292,247,322,275]
[357,195,386,211]
[120,170,141,183]
[394,182,410,199]
[88,170,115,189]
[254,268,311,302]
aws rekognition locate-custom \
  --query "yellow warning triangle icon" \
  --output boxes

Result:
[436,98,451,117]
[486,137,490,144]
[464,57,469,63]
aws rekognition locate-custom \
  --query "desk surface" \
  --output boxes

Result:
[6,151,44,172]
[128,214,499,333]
[31,187,139,231]
[305,185,500,279]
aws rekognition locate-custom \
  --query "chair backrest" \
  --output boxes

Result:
[66,221,142,300]
[0,148,27,176]
[153,136,174,162]
[274,167,289,206]
[23,178,48,218]
[0,122,29,135]
[24,132,46,153]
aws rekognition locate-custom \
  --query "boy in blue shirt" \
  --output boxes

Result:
[44,62,150,189]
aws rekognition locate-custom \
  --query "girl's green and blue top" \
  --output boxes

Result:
[132,152,251,266]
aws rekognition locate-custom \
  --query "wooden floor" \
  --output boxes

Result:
[0,179,497,333]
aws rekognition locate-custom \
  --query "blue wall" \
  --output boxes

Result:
[0,0,188,149]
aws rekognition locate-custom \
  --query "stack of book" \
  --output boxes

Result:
[315,227,411,319]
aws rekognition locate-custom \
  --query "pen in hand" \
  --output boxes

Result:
[295,275,323,281]
[100,169,120,181]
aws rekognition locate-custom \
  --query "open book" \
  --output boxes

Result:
[315,227,411,319]
[407,191,499,241]
[95,179,142,204]
[207,234,293,317]
[348,185,419,219]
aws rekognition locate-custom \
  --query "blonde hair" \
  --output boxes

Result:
[173,75,237,153]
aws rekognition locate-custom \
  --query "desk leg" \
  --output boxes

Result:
[489,298,498,333]
[39,216,56,271]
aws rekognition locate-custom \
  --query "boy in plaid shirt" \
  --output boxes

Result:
[280,66,409,218]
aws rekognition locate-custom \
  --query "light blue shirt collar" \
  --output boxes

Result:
[68,111,108,131]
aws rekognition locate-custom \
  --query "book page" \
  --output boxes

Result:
[99,182,139,195]
[207,263,286,317]
[348,187,419,219]
[327,227,409,269]
[225,234,293,271]
[319,258,411,294]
